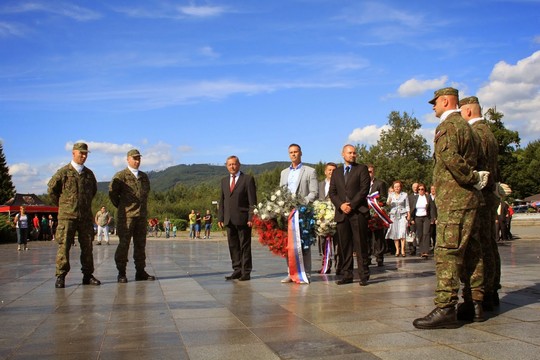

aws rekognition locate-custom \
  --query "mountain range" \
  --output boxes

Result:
[97,162,293,192]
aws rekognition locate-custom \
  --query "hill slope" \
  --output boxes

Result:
[97,162,292,192]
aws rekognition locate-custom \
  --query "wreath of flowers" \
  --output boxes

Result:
[312,199,337,236]
[253,187,316,257]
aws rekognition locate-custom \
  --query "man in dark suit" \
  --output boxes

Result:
[318,162,339,274]
[329,144,372,286]
[218,155,257,281]
[367,164,388,266]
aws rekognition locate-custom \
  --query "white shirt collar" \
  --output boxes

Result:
[469,117,484,125]
[70,160,84,174]
[440,109,461,123]
[128,165,139,178]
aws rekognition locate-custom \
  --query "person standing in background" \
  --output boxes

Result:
[95,206,111,245]
[14,206,29,251]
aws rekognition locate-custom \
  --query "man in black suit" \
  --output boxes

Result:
[329,144,372,286]
[367,164,388,266]
[317,162,339,274]
[218,155,257,281]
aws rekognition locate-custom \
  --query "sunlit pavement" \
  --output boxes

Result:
[1,224,539,360]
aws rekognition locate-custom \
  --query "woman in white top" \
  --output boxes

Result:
[14,206,29,251]
[410,183,434,258]
[386,181,410,257]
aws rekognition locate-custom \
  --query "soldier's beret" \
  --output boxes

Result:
[459,96,479,108]
[127,149,142,157]
[72,142,89,153]
[428,87,459,105]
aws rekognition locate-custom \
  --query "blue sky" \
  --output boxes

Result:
[1,0,539,194]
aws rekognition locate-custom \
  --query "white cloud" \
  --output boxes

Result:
[178,5,227,18]
[348,124,391,145]
[199,46,220,58]
[65,141,136,155]
[9,163,38,176]
[397,76,448,97]
[477,51,540,142]
[1,2,100,21]
[0,21,26,37]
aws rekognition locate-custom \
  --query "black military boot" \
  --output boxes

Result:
[413,306,460,329]
[82,275,101,286]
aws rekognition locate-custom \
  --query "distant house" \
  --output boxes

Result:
[0,193,58,217]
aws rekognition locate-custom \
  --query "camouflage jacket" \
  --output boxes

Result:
[48,164,97,220]
[433,112,483,211]
[109,168,150,219]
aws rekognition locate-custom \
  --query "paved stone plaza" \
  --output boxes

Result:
[1,222,539,360]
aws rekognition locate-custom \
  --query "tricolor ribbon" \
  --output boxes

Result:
[320,235,333,274]
[287,208,309,284]
[367,191,392,226]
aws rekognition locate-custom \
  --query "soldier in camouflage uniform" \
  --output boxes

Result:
[109,149,155,283]
[48,142,101,288]
[460,96,503,314]
[413,88,487,329]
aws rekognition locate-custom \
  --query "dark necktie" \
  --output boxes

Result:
[230,174,236,193]
[344,166,351,184]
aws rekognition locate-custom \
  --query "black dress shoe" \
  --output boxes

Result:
[335,278,353,285]
[238,274,251,281]
[413,306,459,329]
[225,272,242,280]
[117,274,128,283]
[359,279,368,286]
[135,272,156,281]
[82,275,101,286]
[55,275,65,288]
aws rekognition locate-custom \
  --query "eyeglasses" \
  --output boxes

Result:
[418,188,425,191]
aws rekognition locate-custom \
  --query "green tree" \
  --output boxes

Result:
[505,140,540,198]
[0,143,16,204]
[356,111,432,190]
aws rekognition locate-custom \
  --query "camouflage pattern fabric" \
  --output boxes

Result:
[48,164,97,276]
[432,112,484,307]
[109,168,151,273]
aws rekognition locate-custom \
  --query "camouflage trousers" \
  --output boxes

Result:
[115,217,148,274]
[434,208,483,307]
[55,218,95,277]
[462,193,501,300]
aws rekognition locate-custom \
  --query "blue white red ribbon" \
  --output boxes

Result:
[287,209,309,284]
[367,192,392,226]
[320,235,333,274]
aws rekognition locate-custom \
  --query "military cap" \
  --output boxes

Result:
[127,149,142,157]
[72,142,89,153]
[459,96,480,108]
[428,87,459,104]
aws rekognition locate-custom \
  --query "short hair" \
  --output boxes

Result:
[392,180,403,188]
[226,155,240,164]
[325,162,337,169]
[288,143,301,151]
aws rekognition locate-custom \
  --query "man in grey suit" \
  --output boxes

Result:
[280,143,318,283]
[329,144,372,286]
[218,156,257,281]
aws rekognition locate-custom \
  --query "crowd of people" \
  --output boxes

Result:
[10,86,516,332]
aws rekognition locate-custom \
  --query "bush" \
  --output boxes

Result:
[0,214,16,243]
[172,219,188,231]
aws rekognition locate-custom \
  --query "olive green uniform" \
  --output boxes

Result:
[109,168,150,275]
[433,111,484,307]
[48,164,97,277]
[467,119,501,298]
